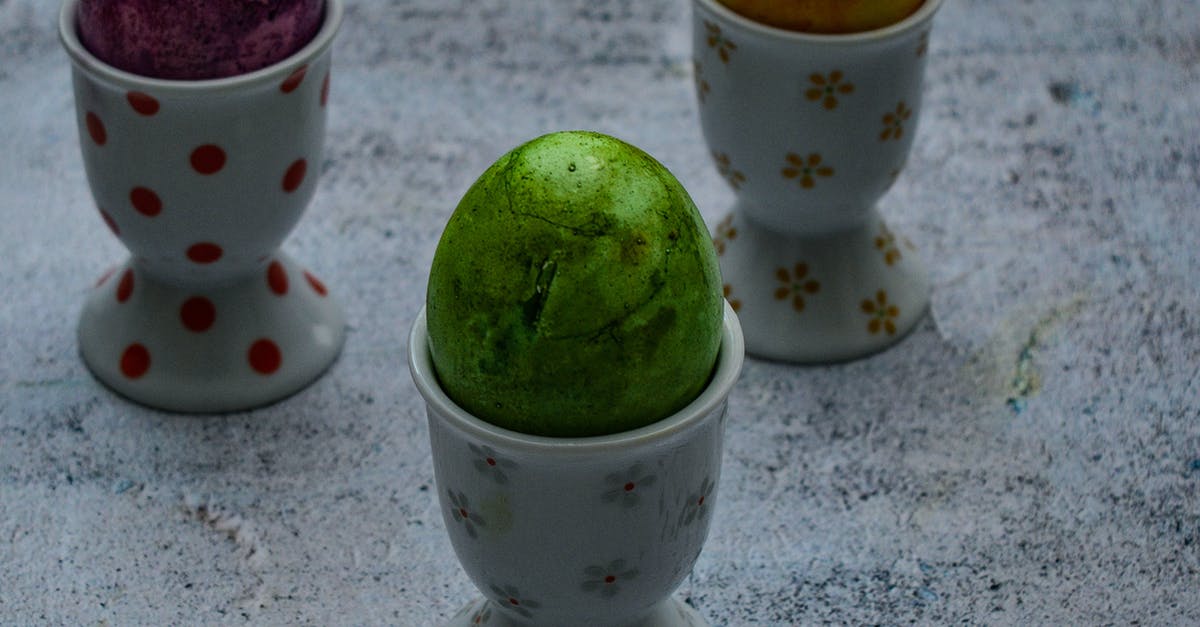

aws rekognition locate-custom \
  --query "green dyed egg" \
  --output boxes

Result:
[426,131,723,437]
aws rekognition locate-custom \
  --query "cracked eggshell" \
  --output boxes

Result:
[426,131,723,438]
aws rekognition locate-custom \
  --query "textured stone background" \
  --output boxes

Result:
[2,0,1198,624]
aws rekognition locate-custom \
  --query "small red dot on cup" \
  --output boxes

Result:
[304,270,328,296]
[190,144,227,175]
[248,339,282,374]
[126,91,160,116]
[130,187,162,217]
[99,209,119,235]
[116,269,134,303]
[267,260,289,295]
[180,296,216,332]
[186,242,223,264]
[283,159,307,193]
[281,65,308,93]
[95,267,116,287]
[85,111,107,146]
[120,343,151,379]
[320,72,330,107]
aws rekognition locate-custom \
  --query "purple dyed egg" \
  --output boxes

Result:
[77,0,324,80]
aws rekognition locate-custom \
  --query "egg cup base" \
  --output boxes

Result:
[77,252,346,413]
[715,204,930,363]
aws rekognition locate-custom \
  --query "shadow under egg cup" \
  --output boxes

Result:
[60,0,346,412]
[693,0,943,363]
[409,302,744,627]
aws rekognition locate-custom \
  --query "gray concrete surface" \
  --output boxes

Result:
[2,0,1198,624]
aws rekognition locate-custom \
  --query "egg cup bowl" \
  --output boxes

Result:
[693,0,942,363]
[409,301,744,627]
[59,0,346,411]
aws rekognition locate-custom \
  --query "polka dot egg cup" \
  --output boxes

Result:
[409,303,744,627]
[59,0,346,412]
[693,0,942,362]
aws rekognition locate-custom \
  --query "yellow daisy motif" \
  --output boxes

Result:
[861,290,900,335]
[723,284,742,312]
[874,225,902,266]
[781,152,834,189]
[705,22,737,63]
[880,101,912,141]
[805,70,854,110]
[712,213,738,255]
[712,151,746,190]
[774,263,820,312]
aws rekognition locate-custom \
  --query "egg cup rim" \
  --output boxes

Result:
[409,300,744,454]
[693,0,943,45]
[59,0,344,92]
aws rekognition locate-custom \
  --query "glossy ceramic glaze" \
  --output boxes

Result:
[61,0,346,411]
[693,0,941,362]
[410,302,744,627]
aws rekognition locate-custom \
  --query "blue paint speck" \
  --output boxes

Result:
[1048,81,1102,115]
[918,561,937,576]
[1007,398,1026,414]
[1190,458,1200,472]
[916,586,939,603]
[113,479,136,494]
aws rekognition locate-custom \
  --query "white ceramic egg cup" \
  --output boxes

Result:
[693,0,942,362]
[410,302,744,627]
[60,0,346,412]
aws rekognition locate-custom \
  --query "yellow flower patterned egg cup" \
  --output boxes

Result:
[693,0,943,362]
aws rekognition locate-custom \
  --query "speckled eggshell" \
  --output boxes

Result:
[77,0,324,79]
[426,131,724,438]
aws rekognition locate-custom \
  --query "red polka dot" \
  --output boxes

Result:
[126,91,160,116]
[248,339,282,375]
[99,209,119,235]
[605,575,616,584]
[179,296,216,332]
[320,72,330,107]
[95,267,116,287]
[120,343,150,379]
[267,260,289,295]
[116,269,134,303]
[85,111,107,146]
[282,159,307,193]
[624,482,635,492]
[130,187,162,217]
[304,270,328,296]
[190,144,227,175]
[281,65,308,93]
[186,242,223,264]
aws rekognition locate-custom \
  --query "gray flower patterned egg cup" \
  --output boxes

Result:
[409,302,745,627]
[693,0,943,363]
[60,0,346,411]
